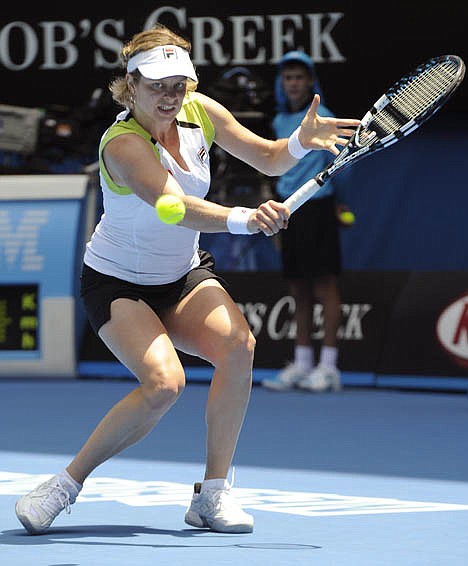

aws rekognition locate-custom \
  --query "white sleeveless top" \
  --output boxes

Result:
[84,92,215,284]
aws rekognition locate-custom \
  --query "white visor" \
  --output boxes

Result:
[127,45,198,82]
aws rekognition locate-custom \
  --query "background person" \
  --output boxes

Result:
[262,51,354,393]
[15,27,359,535]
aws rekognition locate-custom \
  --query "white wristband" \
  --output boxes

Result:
[287,127,311,159]
[227,206,255,235]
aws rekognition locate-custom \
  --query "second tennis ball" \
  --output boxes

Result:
[155,194,186,224]
[339,210,355,226]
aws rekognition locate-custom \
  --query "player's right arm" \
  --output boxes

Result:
[102,133,287,236]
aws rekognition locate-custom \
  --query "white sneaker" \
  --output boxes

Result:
[298,366,342,392]
[261,363,307,391]
[15,475,79,535]
[185,480,254,533]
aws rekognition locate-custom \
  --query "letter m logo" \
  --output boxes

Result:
[0,208,49,272]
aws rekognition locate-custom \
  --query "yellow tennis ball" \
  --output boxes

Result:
[155,194,186,225]
[339,211,355,226]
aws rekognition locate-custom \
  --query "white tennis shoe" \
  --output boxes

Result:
[298,365,342,392]
[15,474,79,535]
[261,363,307,391]
[185,480,254,533]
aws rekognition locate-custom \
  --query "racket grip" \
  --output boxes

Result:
[284,177,322,214]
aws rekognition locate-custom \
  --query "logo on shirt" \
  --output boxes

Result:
[198,146,208,163]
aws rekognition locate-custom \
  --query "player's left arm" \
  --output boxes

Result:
[199,92,359,176]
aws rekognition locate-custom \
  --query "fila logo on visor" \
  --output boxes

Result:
[163,47,177,59]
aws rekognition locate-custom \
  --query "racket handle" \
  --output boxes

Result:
[284,177,322,214]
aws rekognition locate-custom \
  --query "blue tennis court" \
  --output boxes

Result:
[1,378,467,565]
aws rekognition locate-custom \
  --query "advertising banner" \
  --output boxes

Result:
[378,272,468,376]
[80,270,468,381]
[0,3,466,116]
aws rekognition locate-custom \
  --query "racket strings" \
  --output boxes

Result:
[363,59,461,140]
[391,61,458,119]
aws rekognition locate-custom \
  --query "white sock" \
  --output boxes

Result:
[294,345,314,372]
[319,346,338,370]
[57,469,82,498]
[201,478,229,492]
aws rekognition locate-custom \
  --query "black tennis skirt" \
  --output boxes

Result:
[80,250,227,334]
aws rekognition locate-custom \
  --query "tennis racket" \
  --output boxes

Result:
[284,54,465,214]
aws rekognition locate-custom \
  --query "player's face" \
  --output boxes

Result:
[133,75,187,123]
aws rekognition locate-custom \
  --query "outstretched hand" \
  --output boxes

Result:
[298,94,361,156]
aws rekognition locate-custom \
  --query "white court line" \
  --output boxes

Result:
[2,472,468,518]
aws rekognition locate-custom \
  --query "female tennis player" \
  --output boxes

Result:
[15,23,360,535]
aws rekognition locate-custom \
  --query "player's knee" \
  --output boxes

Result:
[222,328,256,368]
[141,366,185,413]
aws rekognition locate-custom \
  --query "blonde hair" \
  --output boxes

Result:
[109,23,197,107]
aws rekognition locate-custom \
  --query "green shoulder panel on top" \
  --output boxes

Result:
[98,114,161,195]
[177,92,215,148]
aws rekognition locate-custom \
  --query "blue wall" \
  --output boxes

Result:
[340,117,468,271]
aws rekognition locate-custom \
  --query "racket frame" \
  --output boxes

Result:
[284,55,465,214]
